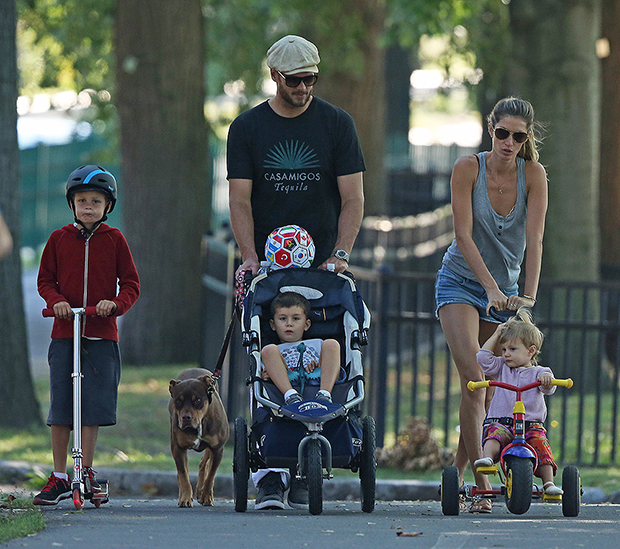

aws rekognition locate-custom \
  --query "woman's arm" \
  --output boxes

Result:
[522,161,548,301]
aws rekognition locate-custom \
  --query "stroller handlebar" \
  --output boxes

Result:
[467,378,573,392]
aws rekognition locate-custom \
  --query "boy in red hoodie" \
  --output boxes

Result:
[34,165,140,505]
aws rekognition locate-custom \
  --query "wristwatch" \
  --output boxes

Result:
[332,249,350,262]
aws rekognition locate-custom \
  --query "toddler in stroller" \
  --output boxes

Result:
[233,268,376,515]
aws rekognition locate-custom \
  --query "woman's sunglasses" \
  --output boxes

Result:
[276,70,319,88]
[494,127,529,144]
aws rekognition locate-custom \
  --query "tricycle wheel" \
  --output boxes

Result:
[562,465,581,517]
[504,456,533,514]
[233,417,249,513]
[307,438,323,515]
[359,416,376,513]
[72,487,84,510]
[441,466,460,515]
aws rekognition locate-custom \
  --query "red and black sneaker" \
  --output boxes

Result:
[33,473,71,506]
[84,466,101,495]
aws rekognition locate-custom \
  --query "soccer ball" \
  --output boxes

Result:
[265,225,315,269]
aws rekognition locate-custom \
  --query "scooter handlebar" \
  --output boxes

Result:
[42,306,99,318]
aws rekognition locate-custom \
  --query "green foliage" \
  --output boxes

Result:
[0,492,45,544]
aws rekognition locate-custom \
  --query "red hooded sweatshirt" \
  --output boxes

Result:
[38,223,140,341]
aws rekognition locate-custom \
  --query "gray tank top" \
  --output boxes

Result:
[442,152,527,288]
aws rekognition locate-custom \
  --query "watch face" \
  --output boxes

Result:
[335,250,349,261]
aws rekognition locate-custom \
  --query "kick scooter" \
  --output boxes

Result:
[43,306,110,509]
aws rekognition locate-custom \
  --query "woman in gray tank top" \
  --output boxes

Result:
[435,97,548,513]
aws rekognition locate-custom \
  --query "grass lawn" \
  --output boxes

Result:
[1,364,619,495]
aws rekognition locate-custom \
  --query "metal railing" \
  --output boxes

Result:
[352,266,620,467]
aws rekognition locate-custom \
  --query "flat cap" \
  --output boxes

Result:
[267,35,320,75]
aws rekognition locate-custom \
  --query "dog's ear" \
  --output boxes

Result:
[199,375,215,403]
[169,380,178,396]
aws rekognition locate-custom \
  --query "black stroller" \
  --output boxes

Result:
[233,268,376,515]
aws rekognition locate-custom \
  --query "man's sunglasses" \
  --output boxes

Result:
[494,127,529,144]
[276,70,318,88]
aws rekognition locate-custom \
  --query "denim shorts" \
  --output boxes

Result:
[47,338,121,427]
[435,264,518,322]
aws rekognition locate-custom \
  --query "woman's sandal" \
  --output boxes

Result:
[469,497,492,514]
[459,482,467,511]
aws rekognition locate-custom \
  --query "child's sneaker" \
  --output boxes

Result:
[313,390,332,404]
[285,392,303,405]
[84,466,101,494]
[33,473,71,506]
[474,457,494,469]
[543,481,563,496]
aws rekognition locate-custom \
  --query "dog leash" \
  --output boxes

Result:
[212,269,250,381]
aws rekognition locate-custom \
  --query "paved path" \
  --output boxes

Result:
[4,498,620,549]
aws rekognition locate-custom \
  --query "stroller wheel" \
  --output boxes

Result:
[359,416,376,513]
[307,438,323,515]
[233,417,249,512]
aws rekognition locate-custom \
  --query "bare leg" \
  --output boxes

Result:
[81,426,99,468]
[481,439,501,462]
[318,339,340,393]
[439,303,492,491]
[536,464,554,485]
[261,344,295,395]
[51,425,71,474]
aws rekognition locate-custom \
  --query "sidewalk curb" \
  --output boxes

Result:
[0,460,612,504]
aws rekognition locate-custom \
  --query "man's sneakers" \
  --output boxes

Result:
[33,473,71,506]
[288,473,309,509]
[255,472,286,509]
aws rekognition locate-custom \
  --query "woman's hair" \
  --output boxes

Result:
[499,307,544,364]
[487,96,545,162]
[270,291,311,319]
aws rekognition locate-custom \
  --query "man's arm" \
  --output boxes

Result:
[319,172,364,272]
[229,178,260,275]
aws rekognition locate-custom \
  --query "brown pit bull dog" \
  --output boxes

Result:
[169,368,229,507]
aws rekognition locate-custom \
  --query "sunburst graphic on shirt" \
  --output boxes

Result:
[264,140,320,169]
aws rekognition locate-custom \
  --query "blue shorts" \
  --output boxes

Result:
[435,265,518,322]
[47,338,121,427]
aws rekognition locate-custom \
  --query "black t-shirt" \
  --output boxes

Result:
[226,97,365,265]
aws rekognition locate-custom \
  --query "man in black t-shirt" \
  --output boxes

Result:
[226,35,365,511]
[227,34,365,276]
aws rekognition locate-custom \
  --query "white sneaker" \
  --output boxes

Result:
[474,457,494,469]
[543,482,563,496]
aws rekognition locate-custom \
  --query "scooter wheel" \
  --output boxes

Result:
[73,488,84,510]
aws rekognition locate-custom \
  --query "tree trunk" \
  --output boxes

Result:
[308,0,387,216]
[600,0,620,279]
[0,0,42,427]
[509,0,601,281]
[115,0,210,364]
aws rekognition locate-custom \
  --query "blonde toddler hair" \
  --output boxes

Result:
[499,307,544,364]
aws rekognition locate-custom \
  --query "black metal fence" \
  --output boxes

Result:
[352,266,620,467]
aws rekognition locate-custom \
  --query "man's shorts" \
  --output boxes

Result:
[47,338,121,427]
[435,264,519,322]
[482,420,558,475]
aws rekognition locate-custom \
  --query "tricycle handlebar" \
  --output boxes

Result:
[468,378,573,392]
